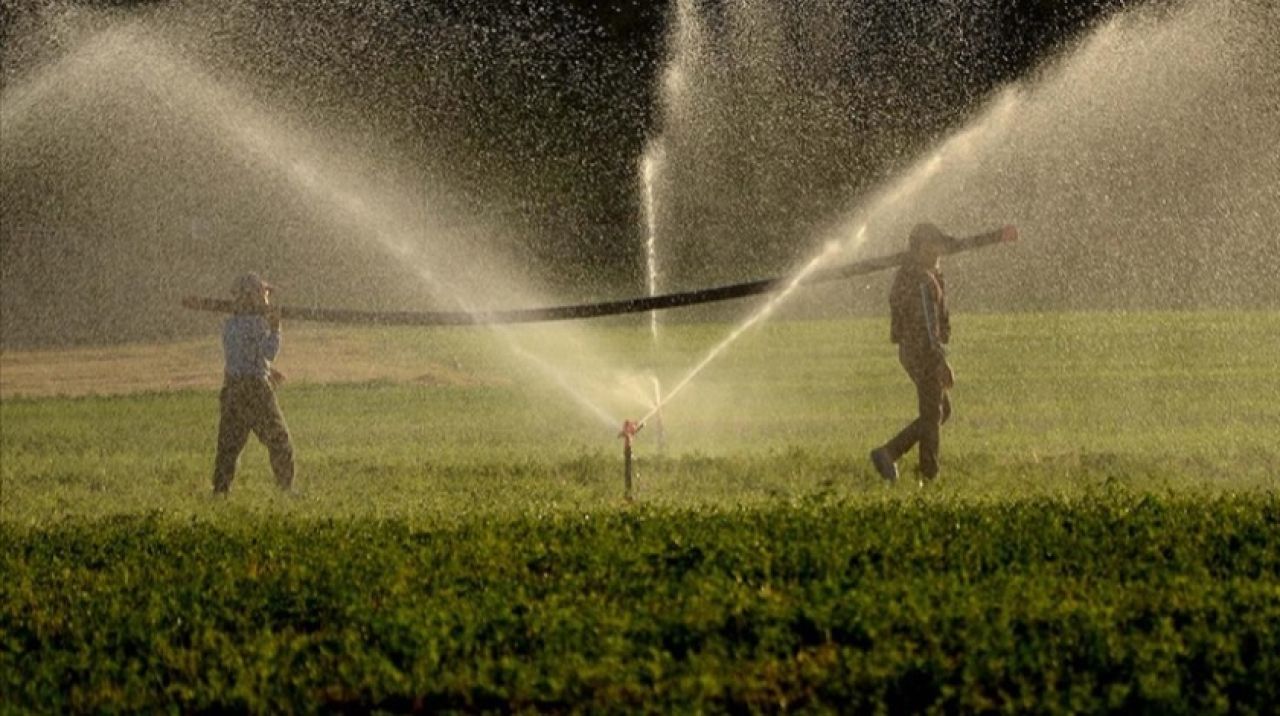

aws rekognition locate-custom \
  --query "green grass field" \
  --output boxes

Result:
[2,311,1278,712]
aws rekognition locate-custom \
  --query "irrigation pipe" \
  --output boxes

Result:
[181,228,1015,326]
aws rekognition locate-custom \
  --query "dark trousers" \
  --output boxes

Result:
[213,377,294,492]
[883,345,952,479]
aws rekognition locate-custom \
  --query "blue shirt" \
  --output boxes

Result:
[223,314,280,380]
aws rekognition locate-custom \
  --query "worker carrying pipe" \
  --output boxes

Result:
[180,226,1017,326]
[870,223,1018,487]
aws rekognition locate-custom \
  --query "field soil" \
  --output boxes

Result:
[0,327,493,399]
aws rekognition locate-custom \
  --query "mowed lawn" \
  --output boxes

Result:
[2,311,1278,712]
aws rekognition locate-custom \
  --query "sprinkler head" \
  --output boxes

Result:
[618,419,643,444]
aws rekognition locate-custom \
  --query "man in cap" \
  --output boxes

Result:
[870,223,958,487]
[212,272,294,494]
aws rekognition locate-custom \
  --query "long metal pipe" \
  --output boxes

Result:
[181,227,1015,326]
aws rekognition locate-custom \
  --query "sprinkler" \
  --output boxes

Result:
[618,419,644,499]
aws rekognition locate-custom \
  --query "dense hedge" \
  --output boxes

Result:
[3,494,1278,713]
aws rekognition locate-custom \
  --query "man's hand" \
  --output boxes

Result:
[938,359,955,389]
[269,368,287,388]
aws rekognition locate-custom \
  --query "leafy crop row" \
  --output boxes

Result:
[3,493,1277,713]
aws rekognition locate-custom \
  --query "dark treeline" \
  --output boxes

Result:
[2,0,1139,274]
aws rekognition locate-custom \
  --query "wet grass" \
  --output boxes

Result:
[2,310,1276,521]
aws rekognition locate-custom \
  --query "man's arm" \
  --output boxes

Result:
[919,281,946,356]
[262,308,282,362]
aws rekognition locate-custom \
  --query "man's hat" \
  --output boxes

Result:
[232,272,272,297]
[908,223,956,253]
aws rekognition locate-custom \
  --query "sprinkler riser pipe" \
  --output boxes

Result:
[618,419,643,499]
[623,443,633,498]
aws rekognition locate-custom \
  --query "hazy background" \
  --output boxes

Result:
[1,0,1277,348]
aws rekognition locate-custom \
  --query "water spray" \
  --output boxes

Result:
[641,143,665,345]
[638,225,1017,425]
[650,374,666,454]
[82,27,626,428]
[184,225,1016,501]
